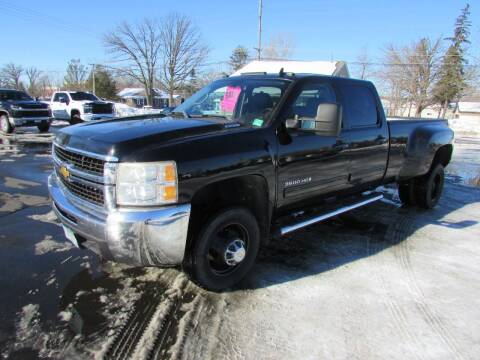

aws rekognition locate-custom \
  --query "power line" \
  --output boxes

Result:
[0,0,98,39]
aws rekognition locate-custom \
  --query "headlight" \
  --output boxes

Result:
[10,105,22,110]
[83,104,93,113]
[116,162,178,206]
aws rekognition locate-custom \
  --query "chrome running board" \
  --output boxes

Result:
[280,194,383,236]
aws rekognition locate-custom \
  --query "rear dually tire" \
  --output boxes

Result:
[415,164,445,209]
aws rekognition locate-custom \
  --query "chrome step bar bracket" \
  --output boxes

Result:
[280,194,383,236]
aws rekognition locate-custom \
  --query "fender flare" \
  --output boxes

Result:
[399,123,454,179]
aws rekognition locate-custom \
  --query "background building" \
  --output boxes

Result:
[117,88,180,109]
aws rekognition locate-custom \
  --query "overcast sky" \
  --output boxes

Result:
[1,0,478,76]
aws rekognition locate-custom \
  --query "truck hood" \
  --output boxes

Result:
[55,116,236,159]
[1,100,49,109]
[78,100,112,105]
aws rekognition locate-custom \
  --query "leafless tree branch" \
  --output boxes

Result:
[158,13,209,105]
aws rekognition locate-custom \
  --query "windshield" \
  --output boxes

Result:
[0,90,33,101]
[174,78,291,127]
[69,92,99,101]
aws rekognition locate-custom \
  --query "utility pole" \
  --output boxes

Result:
[89,63,96,94]
[257,0,263,60]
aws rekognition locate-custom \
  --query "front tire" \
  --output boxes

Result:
[186,207,260,291]
[70,111,82,125]
[415,164,445,209]
[0,114,13,134]
[37,122,50,133]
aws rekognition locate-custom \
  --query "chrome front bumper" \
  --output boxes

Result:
[11,116,52,126]
[83,113,115,121]
[48,173,191,266]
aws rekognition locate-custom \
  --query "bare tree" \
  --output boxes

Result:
[158,13,209,106]
[26,67,42,97]
[38,74,55,98]
[378,38,441,117]
[104,19,162,106]
[196,70,225,89]
[262,33,295,60]
[405,38,441,116]
[64,59,88,91]
[377,46,406,116]
[1,63,24,90]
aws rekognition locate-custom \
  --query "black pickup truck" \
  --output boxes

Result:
[48,74,453,290]
[0,89,52,134]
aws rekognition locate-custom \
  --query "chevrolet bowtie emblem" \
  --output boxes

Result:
[59,165,70,180]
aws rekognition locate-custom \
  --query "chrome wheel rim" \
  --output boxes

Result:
[0,117,8,132]
[224,239,247,266]
[207,223,249,275]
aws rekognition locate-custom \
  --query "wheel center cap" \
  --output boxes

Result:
[224,239,246,266]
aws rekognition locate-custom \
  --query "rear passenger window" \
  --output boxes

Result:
[340,85,378,127]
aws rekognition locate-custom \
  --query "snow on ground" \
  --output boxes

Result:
[3,177,41,190]
[35,235,73,255]
[58,310,72,322]
[0,192,48,213]
[16,304,41,344]
[28,210,60,226]
[114,103,164,118]
[449,117,480,135]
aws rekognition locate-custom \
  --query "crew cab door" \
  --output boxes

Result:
[337,83,389,187]
[276,80,350,208]
[51,92,70,120]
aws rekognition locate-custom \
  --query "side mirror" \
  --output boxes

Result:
[286,103,341,136]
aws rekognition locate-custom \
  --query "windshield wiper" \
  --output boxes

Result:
[189,114,228,119]
[170,110,190,118]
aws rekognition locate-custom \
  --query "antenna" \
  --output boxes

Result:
[257,0,263,60]
[89,63,96,95]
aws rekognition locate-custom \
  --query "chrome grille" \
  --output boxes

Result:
[54,146,105,175]
[58,172,104,205]
[12,109,50,118]
[92,103,113,114]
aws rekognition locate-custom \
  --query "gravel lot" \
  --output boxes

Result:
[0,125,479,360]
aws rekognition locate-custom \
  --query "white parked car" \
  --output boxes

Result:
[50,91,115,124]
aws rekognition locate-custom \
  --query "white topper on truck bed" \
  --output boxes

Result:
[231,60,350,77]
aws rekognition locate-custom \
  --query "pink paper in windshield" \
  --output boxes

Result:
[220,86,241,113]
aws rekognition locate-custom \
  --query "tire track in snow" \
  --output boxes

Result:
[166,293,203,360]
[103,273,212,360]
[104,294,158,360]
[391,215,467,360]
[144,276,189,360]
[367,210,426,360]
[103,273,185,360]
